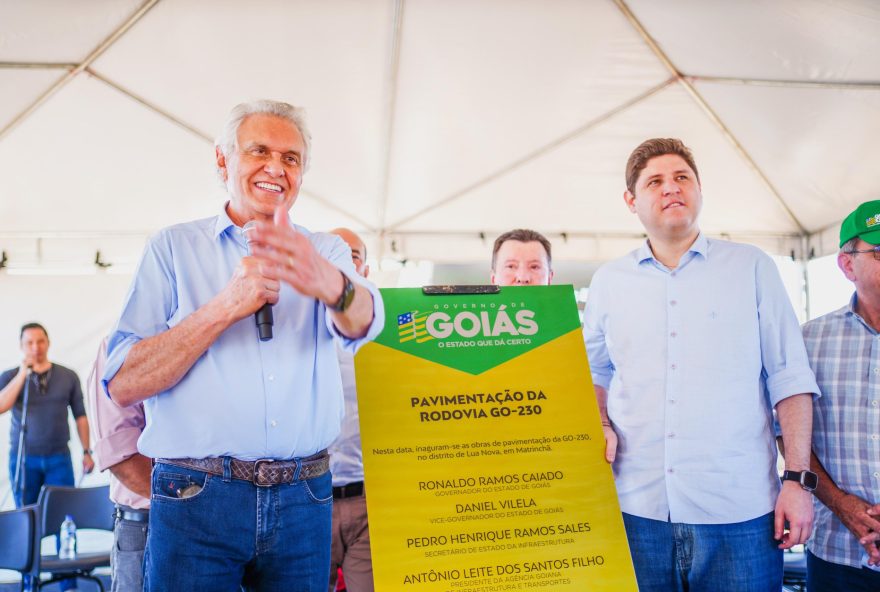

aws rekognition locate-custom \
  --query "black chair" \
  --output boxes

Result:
[0,505,40,591]
[34,485,115,592]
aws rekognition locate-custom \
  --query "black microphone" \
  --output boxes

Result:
[242,221,274,341]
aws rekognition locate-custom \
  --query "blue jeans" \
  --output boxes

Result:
[8,452,74,507]
[622,512,782,592]
[806,549,880,591]
[145,460,333,592]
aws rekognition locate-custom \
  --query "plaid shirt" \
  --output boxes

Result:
[803,295,880,568]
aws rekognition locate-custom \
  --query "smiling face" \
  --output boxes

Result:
[217,113,306,226]
[491,240,553,286]
[624,153,702,242]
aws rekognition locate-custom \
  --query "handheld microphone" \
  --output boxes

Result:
[242,221,274,341]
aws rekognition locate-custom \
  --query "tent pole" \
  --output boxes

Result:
[801,234,812,321]
[0,0,161,142]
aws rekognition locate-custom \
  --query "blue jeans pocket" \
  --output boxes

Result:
[151,465,210,503]
[302,472,332,504]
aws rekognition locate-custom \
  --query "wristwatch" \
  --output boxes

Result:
[781,469,818,492]
[329,272,356,313]
[83,449,93,456]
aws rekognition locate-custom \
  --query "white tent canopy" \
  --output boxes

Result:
[2,0,879,270]
[1,0,877,510]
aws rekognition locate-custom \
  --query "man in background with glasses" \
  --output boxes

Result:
[0,322,94,507]
[802,200,880,591]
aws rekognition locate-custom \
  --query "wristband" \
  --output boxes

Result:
[329,271,356,313]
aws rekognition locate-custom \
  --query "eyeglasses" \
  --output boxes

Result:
[845,245,880,261]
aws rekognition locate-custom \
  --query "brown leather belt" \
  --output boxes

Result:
[157,450,329,487]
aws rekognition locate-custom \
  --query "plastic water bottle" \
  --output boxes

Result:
[59,514,77,559]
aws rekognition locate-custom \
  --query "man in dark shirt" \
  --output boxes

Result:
[0,322,93,506]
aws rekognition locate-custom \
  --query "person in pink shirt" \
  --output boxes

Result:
[86,337,151,592]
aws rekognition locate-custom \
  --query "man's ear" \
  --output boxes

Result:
[623,190,636,213]
[838,251,856,282]
[362,263,370,279]
[216,146,228,183]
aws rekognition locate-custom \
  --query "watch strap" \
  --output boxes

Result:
[329,272,356,313]
[781,469,818,491]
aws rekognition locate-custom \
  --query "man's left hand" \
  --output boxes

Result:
[774,481,814,549]
[860,503,880,565]
[247,206,343,305]
[82,452,95,474]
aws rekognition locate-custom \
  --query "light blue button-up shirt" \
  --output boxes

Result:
[328,348,363,486]
[103,206,384,461]
[584,234,819,524]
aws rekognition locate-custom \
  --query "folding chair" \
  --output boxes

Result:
[0,505,39,591]
[35,485,115,592]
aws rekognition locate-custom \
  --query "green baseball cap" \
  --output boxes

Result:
[840,200,880,247]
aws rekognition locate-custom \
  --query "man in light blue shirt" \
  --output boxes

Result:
[103,100,384,591]
[583,138,819,591]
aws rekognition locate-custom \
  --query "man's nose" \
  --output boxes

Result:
[661,177,680,194]
[263,153,285,177]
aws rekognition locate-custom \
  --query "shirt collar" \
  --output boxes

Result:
[846,292,858,315]
[846,293,879,335]
[213,201,238,239]
[636,232,708,265]
[214,201,251,251]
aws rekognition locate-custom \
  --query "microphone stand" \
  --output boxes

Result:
[11,368,32,507]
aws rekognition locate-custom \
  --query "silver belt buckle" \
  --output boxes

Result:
[253,459,276,487]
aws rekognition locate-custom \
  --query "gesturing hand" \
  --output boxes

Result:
[246,205,343,305]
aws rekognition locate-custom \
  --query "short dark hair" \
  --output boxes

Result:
[625,138,700,194]
[20,322,48,340]
[491,229,552,270]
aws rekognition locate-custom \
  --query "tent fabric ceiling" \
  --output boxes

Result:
[1,0,879,269]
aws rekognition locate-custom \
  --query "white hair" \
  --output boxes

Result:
[215,100,312,179]
[840,237,859,254]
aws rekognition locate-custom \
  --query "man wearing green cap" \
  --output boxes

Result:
[801,200,880,590]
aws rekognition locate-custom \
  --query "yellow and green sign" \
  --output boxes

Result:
[357,286,637,591]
